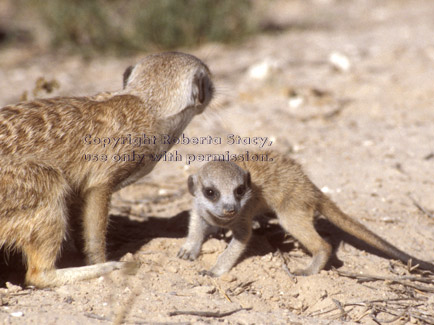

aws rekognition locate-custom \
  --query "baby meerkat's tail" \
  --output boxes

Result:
[318,193,434,272]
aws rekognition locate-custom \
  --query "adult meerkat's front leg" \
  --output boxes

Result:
[82,185,112,264]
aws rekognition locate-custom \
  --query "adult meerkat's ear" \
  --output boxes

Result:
[245,171,251,187]
[123,65,134,89]
[188,174,198,196]
[193,72,208,105]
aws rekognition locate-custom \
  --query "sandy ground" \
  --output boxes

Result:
[1,0,434,324]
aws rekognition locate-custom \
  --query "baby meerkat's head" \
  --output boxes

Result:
[188,161,252,227]
[123,52,214,117]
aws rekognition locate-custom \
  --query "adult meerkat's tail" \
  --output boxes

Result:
[317,192,434,272]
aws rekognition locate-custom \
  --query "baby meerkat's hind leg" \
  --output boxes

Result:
[277,208,332,275]
[319,194,434,273]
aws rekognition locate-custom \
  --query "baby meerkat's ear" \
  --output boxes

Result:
[123,65,134,89]
[188,174,197,196]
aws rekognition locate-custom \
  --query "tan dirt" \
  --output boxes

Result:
[0,0,433,324]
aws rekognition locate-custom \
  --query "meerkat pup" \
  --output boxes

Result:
[178,151,434,277]
[0,52,214,287]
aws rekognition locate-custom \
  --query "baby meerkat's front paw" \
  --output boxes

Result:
[177,244,200,261]
[292,268,313,276]
[198,269,217,277]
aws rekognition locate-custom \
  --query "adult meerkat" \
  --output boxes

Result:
[0,52,214,287]
[179,151,434,276]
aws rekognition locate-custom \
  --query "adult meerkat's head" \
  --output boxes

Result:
[123,52,214,117]
[188,161,252,227]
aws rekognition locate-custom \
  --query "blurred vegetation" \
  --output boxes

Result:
[24,0,257,55]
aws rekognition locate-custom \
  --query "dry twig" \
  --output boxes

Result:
[409,195,434,219]
[168,307,252,318]
[336,270,434,293]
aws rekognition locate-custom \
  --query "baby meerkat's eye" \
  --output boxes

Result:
[204,188,215,198]
[235,185,246,197]
[202,187,219,201]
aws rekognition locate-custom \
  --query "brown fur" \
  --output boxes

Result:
[180,151,434,276]
[0,52,214,287]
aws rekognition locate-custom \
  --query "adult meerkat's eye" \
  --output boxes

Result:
[235,185,246,197]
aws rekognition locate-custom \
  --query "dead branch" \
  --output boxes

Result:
[168,307,252,318]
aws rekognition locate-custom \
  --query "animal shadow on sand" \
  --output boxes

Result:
[0,211,396,286]
[0,211,189,287]
[245,214,401,272]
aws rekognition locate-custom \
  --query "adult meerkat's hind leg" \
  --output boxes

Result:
[22,193,132,288]
[0,162,132,288]
[277,207,332,275]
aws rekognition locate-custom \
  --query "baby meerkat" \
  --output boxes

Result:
[179,151,434,277]
[0,52,214,287]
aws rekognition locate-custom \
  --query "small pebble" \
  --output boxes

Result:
[329,52,351,72]
[158,188,168,195]
[192,285,216,296]
[247,58,279,80]
[220,273,237,282]
[6,282,22,293]
[11,311,24,317]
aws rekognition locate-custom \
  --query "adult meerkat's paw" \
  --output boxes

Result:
[121,261,141,275]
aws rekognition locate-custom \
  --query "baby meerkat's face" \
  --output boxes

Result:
[189,161,252,227]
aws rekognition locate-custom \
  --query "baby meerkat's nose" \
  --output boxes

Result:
[223,205,236,216]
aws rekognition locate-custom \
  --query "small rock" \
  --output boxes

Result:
[329,51,351,72]
[64,296,74,304]
[220,273,237,282]
[5,282,22,293]
[166,265,179,273]
[158,188,168,195]
[321,186,332,194]
[247,58,279,80]
[288,96,304,109]
[122,252,135,262]
[192,285,216,296]
[11,311,24,317]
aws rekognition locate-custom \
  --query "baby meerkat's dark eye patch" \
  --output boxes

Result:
[234,185,246,197]
[203,187,219,201]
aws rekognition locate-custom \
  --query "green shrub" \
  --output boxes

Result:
[28,0,256,55]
